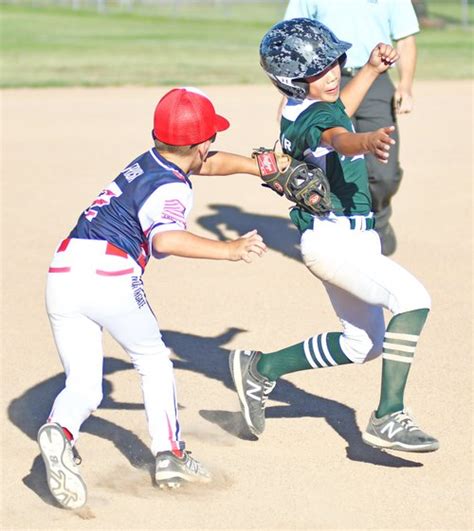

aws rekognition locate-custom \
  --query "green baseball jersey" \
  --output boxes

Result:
[280,97,371,231]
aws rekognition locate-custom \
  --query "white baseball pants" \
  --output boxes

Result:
[45,238,182,455]
[300,214,431,363]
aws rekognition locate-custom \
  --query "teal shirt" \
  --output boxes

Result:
[284,0,419,68]
[280,97,371,231]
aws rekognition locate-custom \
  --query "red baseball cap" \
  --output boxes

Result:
[153,88,230,146]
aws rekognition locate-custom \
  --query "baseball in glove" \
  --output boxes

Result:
[253,147,332,216]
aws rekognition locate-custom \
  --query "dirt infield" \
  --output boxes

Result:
[1,82,472,529]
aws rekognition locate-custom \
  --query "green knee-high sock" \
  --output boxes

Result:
[376,308,429,418]
[256,332,353,381]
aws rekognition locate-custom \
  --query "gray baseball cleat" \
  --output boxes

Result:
[362,409,439,452]
[37,422,87,509]
[229,349,276,436]
[155,450,211,489]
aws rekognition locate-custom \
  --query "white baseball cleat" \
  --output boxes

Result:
[37,423,87,509]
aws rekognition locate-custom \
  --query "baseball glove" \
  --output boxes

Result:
[253,147,332,216]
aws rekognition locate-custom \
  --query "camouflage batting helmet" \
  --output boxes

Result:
[260,18,351,101]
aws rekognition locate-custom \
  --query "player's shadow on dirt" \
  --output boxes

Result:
[8,357,154,508]
[193,209,422,467]
[165,328,422,469]
[197,204,301,262]
[9,327,421,507]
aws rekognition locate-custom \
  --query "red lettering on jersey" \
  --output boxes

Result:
[84,208,98,221]
[84,183,122,222]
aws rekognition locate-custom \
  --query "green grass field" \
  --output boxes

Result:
[1,4,473,88]
[428,0,474,25]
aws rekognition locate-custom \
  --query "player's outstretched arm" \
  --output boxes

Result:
[321,125,396,163]
[341,43,399,117]
[197,151,260,176]
[152,229,266,262]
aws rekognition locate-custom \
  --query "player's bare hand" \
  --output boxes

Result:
[368,43,399,73]
[366,126,396,163]
[227,229,267,263]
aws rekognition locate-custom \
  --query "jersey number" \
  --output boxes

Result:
[84,182,122,221]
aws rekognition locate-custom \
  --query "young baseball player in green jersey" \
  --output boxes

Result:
[229,18,439,453]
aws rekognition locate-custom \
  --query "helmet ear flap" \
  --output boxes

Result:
[292,79,309,98]
[267,74,308,100]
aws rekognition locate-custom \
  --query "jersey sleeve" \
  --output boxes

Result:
[138,181,193,256]
[305,102,348,151]
[389,0,420,40]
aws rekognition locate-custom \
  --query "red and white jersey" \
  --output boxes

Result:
[70,147,193,270]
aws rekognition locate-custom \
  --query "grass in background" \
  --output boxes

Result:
[1,4,473,88]
[417,27,474,79]
[427,0,474,26]
[0,6,276,87]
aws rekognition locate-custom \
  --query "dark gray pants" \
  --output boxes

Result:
[341,72,403,232]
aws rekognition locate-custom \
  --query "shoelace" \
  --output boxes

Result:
[391,409,420,432]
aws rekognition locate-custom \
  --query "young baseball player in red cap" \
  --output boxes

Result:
[38,87,267,509]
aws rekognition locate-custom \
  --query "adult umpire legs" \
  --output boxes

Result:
[342,72,403,255]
